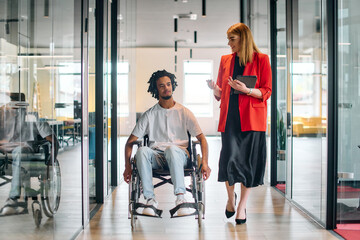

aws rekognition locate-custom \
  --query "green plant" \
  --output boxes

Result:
[277,109,286,151]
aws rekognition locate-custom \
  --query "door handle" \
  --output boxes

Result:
[338,103,352,109]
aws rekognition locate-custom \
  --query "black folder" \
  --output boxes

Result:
[233,75,257,94]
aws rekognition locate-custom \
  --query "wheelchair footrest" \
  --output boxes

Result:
[133,202,163,218]
[169,202,199,218]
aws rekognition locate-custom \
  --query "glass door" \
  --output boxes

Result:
[0,0,83,238]
[290,0,328,224]
[88,0,97,212]
[337,0,360,228]
[275,0,288,194]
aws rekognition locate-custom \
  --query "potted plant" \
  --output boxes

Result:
[277,109,286,160]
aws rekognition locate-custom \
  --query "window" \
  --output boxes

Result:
[118,61,129,117]
[57,62,81,118]
[183,60,213,117]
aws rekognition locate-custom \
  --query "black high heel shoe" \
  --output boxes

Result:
[235,209,246,224]
[225,192,237,218]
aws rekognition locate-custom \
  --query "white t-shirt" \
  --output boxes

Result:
[0,107,54,152]
[131,102,202,151]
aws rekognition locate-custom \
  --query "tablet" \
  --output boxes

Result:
[233,75,257,94]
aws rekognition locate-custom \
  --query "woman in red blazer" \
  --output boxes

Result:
[208,23,272,224]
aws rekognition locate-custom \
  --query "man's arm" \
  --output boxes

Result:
[45,134,59,159]
[123,134,139,183]
[195,133,211,180]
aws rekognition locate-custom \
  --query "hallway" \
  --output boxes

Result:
[77,137,342,240]
[76,183,340,239]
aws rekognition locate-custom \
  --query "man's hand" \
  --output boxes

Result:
[123,164,132,183]
[201,162,211,180]
[123,134,139,183]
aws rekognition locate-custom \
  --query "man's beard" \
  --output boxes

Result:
[161,95,172,100]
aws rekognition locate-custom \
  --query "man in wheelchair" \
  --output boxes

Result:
[123,70,211,217]
[0,93,58,216]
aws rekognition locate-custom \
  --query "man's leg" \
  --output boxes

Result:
[0,146,27,215]
[135,146,160,199]
[164,146,193,216]
[163,146,188,196]
[9,146,23,199]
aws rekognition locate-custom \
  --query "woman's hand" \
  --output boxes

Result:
[206,80,221,98]
[227,76,250,94]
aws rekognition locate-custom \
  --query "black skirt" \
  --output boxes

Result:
[217,91,266,187]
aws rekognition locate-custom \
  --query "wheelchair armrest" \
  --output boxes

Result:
[191,140,200,149]
[133,140,143,148]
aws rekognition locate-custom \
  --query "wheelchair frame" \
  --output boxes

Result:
[0,140,61,227]
[128,135,205,229]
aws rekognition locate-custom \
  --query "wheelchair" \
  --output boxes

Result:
[128,134,205,229]
[0,138,61,227]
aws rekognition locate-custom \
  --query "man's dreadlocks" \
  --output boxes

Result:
[147,70,178,100]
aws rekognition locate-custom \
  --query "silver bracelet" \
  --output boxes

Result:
[247,88,252,95]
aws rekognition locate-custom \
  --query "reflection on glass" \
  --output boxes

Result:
[337,0,360,229]
[291,0,327,224]
[0,0,82,238]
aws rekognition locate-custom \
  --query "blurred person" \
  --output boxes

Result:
[0,93,58,216]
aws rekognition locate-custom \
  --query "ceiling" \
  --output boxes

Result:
[134,0,240,48]
[1,0,241,50]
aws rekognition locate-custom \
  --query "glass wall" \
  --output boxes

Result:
[0,0,82,239]
[337,0,360,227]
[275,0,287,194]
[118,0,136,182]
[289,0,328,224]
[88,0,96,212]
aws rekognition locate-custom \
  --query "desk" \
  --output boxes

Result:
[62,119,81,146]
[47,120,65,148]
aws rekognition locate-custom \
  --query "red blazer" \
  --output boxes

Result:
[216,52,272,132]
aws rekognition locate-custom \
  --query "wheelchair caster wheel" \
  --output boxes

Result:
[198,204,203,228]
[34,209,42,227]
[131,214,136,229]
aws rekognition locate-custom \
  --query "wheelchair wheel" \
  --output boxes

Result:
[198,203,203,227]
[129,169,139,230]
[41,159,61,217]
[34,209,42,227]
[32,201,42,227]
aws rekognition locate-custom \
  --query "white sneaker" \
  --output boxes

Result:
[142,198,158,216]
[175,196,195,216]
[0,198,25,216]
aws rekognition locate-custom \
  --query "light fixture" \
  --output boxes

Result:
[44,0,49,18]
[202,0,206,17]
[194,31,197,43]
[5,22,10,34]
[175,13,197,20]
[174,18,178,32]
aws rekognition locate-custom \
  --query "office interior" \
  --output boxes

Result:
[0,0,359,239]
